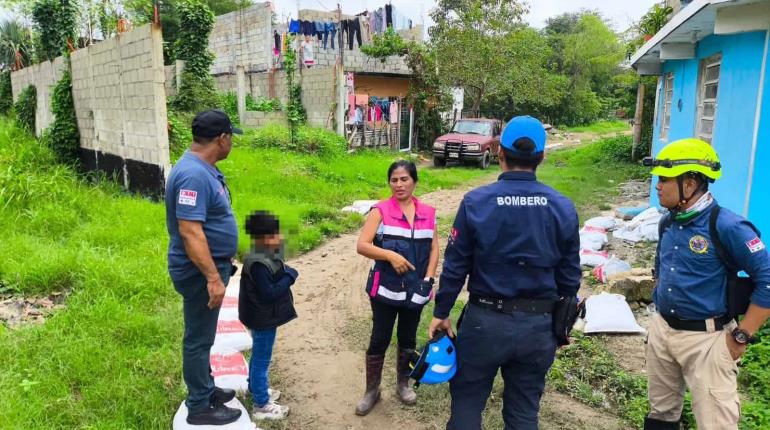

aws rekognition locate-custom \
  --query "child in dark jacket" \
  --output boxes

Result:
[240,211,298,421]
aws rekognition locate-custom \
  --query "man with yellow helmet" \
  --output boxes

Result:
[642,138,770,430]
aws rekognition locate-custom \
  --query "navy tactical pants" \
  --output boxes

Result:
[446,303,558,430]
[172,266,231,414]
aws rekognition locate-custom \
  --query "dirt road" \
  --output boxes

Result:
[257,172,627,430]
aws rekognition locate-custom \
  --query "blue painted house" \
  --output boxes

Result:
[631,0,770,235]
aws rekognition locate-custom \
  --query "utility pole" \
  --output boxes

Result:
[632,82,645,162]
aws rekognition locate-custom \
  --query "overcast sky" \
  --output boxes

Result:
[1,0,660,31]
[272,0,661,32]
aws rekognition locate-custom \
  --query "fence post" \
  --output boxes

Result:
[236,65,246,125]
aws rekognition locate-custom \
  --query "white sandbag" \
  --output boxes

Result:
[584,216,619,230]
[583,292,645,334]
[580,249,610,267]
[213,319,252,352]
[612,207,663,243]
[218,296,240,321]
[211,346,249,394]
[173,398,258,430]
[579,226,608,251]
[225,282,240,298]
[341,200,379,215]
[592,257,632,283]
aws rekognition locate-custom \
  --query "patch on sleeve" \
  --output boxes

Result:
[178,189,198,206]
[447,227,459,247]
[746,237,766,253]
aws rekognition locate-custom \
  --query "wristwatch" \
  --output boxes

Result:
[731,328,753,345]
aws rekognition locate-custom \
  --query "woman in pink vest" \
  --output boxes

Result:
[354,160,439,415]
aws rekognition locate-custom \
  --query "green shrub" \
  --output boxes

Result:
[14,85,36,133]
[596,134,634,162]
[168,110,193,162]
[31,0,78,62]
[173,0,218,112]
[0,70,13,114]
[47,68,80,164]
[239,123,346,156]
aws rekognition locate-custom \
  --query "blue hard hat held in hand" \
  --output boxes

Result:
[408,330,457,386]
[500,115,547,156]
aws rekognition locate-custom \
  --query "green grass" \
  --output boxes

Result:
[0,115,492,429]
[563,119,631,134]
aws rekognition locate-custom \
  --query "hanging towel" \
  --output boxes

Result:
[390,101,399,124]
[355,94,369,106]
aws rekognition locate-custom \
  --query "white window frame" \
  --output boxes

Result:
[661,72,674,141]
[696,54,721,144]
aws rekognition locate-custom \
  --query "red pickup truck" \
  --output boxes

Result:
[432,118,503,169]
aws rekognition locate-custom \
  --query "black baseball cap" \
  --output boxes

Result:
[191,109,243,138]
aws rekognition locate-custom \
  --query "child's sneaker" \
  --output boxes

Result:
[268,388,281,402]
[252,402,289,420]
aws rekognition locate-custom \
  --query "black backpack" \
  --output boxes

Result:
[658,205,759,319]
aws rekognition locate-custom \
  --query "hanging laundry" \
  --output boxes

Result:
[347,18,362,49]
[361,12,372,43]
[370,10,379,35]
[324,20,337,50]
[390,101,399,124]
[391,6,411,31]
[314,21,325,42]
[385,4,393,28]
[289,19,300,34]
[355,106,364,124]
[273,30,281,56]
[355,94,369,106]
[348,94,356,121]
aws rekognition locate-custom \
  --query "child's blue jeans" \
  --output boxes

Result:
[249,327,277,407]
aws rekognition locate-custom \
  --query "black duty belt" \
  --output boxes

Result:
[661,314,733,332]
[470,294,555,314]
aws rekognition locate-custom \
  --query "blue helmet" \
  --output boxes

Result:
[408,330,457,386]
[500,115,546,156]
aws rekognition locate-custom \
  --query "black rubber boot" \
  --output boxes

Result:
[396,348,417,405]
[355,354,385,416]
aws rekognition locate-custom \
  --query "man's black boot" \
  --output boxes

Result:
[186,403,241,425]
[210,386,236,405]
[644,416,680,430]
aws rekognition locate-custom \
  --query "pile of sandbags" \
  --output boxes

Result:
[612,207,664,243]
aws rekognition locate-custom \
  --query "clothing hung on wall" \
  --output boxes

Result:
[346,18,362,50]
[385,4,393,28]
[323,21,337,49]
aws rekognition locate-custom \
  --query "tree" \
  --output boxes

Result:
[125,0,252,64]
[430,0,560,112]
[31,0,78,61]
[0,19,34,70]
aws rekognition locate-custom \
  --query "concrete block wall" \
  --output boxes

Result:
[10,57,67,136]
[210,3,274,75]
[70,24,169,197]
[242,111,287,128]
[164,65,177,97]
[300,67,336,129]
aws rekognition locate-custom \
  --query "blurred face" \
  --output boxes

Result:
[254,233,283,251]
[389,167,416,201]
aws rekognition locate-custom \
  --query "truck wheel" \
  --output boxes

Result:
[478,150,491,169]
[434,156,446,168]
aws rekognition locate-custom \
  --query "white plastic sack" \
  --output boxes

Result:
[580,249,610,267]
[225,281,240,298]
[583,292,645,334]
[592,257,632,283]
[584,216,619,231]
[612,207,663,243]
[211,346,249,394]
[341,200,379,215]
[173,398,258,430]
[218,296,240,321]
[579,226,608,251]
[213,319,252,352]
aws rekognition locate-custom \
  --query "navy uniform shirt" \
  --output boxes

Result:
[165,151,238,281]
[654,200,770,320]
[434,171,581,319]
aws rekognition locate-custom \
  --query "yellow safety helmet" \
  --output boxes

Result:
[643,138,722,181]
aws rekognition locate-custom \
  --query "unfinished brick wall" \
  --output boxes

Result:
[10,57,67,136]
[210,2,274,75]
[69,24,169,197]
[300,67,337,129]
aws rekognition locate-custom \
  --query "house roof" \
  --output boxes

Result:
[631,0,769,74]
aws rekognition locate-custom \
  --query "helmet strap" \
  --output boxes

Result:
[675,175,706,211]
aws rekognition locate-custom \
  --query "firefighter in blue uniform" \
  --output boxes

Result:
[428,116,581,430]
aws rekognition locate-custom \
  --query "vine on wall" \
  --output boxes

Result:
[15,85,37,133]
[173,0,218,112]
[283,35,306,144]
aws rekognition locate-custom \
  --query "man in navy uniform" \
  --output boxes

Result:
[166,110,243,425]
[429,115,581,430]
